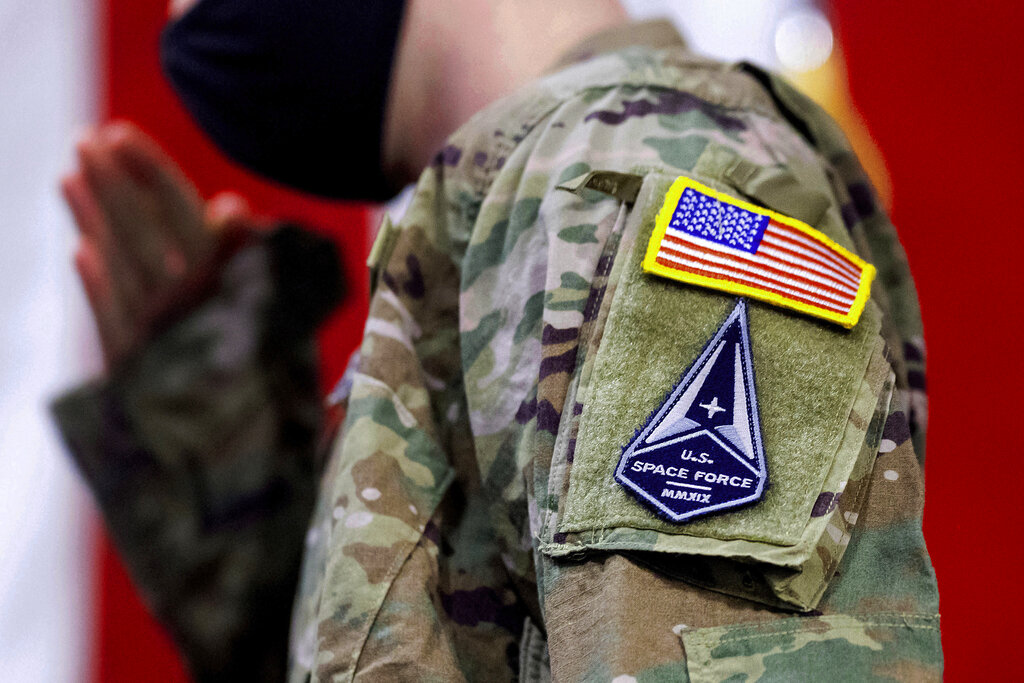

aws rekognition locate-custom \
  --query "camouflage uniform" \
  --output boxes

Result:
[55,22,941,682]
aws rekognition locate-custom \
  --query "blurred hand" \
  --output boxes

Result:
[61,122,253,369]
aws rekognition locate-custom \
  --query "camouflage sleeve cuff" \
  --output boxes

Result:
[52,223,342,486]
[51,377,159,505]
[51,223,343,682]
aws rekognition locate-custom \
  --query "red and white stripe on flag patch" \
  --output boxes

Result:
[643,176,876,328]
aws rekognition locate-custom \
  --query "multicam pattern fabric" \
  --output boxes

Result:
[55,23,940,683]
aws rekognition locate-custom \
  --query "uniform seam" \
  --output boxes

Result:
[346,537,421,675]
[344,467,456,678]
[481,78,786,200]
[703,622,943,645]
[686,614,942,645]
[540,204,631,546]
[564,80,784,125]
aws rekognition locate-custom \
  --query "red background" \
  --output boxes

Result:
[94,1,1023,681]
[835,3,1024,679]
[95,2,369,681]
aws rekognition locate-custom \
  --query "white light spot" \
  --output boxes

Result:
[361,487,381,501]
[409,504,418,515]
[295,622,318,669]
[844,511,859,525]
[884,469,899,481]
[394,398,418,428]
[774,10,834,72]
[879,438,897,454]
[672,623,688,636]
[826,523,844,544]
[332,506,347,520]
[838,480,847,492]
[611,676,638,683]
[305,526,320,547]
[345,511,374,528]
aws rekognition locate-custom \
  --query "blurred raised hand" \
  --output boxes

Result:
[54,125,336,683]
[61,122,254,369]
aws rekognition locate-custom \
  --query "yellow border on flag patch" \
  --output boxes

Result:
[642,176,876,329]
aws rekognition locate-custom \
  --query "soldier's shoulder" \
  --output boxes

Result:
[453,41,782,142]
[431,40,793,211]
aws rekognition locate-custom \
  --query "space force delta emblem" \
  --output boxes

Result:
[616,299,767,522]
[643,176,875,328]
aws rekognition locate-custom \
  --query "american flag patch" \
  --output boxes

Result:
[643,176,876,328]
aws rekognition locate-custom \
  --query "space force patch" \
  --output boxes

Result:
[643,176,875,328]
[615,300,767,522]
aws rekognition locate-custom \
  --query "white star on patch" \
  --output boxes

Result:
[699,396,726,419]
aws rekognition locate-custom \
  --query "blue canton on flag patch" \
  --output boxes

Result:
[670,187,770,254]
[615,299,768,522]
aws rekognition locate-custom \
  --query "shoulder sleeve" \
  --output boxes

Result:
[737,62,929,460]
[52,225,341,682]
[296,97,562,682]
[300,163,476,681]
[450,66,941,681]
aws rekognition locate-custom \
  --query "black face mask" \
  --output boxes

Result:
[161,0,406,201]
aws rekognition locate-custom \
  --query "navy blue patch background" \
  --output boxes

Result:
[615,299,767,522]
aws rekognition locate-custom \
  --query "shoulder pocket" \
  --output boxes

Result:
[539,169,894,611]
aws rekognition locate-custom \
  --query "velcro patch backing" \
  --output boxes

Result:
[616,300,767,522]
[558,172,883,548]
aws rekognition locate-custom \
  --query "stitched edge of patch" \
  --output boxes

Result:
[642,175,875,329]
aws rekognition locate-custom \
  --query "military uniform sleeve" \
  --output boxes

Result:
[449,54,942,681]
[290,40,941,683]
[290,157,534,681]
[53,225,342,682]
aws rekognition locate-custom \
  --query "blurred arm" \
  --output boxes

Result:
[54,224,342,681]
[53,123,343,681]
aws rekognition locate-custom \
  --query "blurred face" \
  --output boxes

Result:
[169,0,200,19]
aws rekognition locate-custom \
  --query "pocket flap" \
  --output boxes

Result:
[539,170,893,611]
[679,614,942,683]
